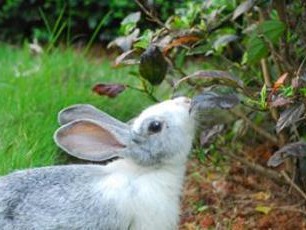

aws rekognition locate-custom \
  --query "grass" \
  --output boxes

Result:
[0,43,155,175]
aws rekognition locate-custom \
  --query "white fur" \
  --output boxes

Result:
[99,159,186,230]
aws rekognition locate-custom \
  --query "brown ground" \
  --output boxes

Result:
[180,144,306,230]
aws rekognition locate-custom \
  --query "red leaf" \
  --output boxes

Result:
[92,83,126,98]
[200,214,215,228]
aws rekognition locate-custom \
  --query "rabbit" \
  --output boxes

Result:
[0,96,197,230]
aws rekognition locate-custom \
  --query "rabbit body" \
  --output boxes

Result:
[0,161,184,230]
[0,97,195,230]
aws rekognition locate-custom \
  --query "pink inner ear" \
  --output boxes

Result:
[57,121,126,161]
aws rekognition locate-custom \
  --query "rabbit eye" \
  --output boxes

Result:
[148,121,163,134]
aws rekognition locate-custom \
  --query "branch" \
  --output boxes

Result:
[230,110,278,144]
[224,148,306,202]
[134,0,170,31]
[281,170,306,202]
[223,148,283,184]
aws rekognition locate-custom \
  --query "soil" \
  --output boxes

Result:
[180,144,306,230]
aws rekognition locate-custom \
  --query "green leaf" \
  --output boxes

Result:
[139,45,168,85]
[133,30,153,49]
[258,20,285,44]
[255,205,272,214]
[246,35,268,64]
[260,84,267,109]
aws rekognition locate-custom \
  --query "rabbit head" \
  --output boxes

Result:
[54,97,196,167]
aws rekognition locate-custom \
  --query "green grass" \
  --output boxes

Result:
[0,43,154,175]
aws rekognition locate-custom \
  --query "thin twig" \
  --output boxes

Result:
[134,0,170,31]
[223,148,283,184]
[274,206,306,216]
[281,170,306,202]
[126,84,159,102]
[230,110,279,144]
[225,149,306,202]
[296,56,306,79]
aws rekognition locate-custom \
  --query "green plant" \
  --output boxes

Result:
[108,0,306,191]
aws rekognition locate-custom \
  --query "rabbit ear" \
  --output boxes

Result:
[58,104,128,130]
[54,119,129,162]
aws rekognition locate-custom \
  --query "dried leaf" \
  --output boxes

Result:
[191,91,240,110]
[269,96,292,108]
[107,29,140,52]
[232,0,256,20]
[175,70,244,90]
[139,45,168,85]
[163,35,201,54]
[200,214,215,228]
[268,141,306,167]
[292,76,306,89]
[255,205,272,215]
[200,125,224,146]
[273,72,288,91]
[121,11,141,25]
[29,40,43,55]
[213,34,239,50]
[251,191,271,201]
[113,49,139,68]
[276,103,305,133]
[92,83,126,98]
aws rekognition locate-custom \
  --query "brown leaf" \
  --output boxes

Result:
[268,141,306,167]
[269,96,292,108]
[107,29,140,52]
[199,214,215,229]
[113,49,139,68]
[92,83,126,98]
[273,72,288,91]
[276,103,305,133]
[251,191,271,201]
[163,35,201,55]
[232,217,245,230]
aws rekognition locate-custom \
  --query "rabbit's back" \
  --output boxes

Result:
[0,165,123,229]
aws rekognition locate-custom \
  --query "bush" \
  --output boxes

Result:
[107,0,306,190]
[0,0,186,43]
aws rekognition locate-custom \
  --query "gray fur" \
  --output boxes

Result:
[58,104,128,129]
[0,165,123,230]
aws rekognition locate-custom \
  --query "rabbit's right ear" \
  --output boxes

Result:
[54,119,128,162]
[58,104,128,130]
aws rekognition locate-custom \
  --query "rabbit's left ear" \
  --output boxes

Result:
[54,119,129,162]
[58,104,128,130]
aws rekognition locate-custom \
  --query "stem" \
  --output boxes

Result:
[281,170,306,202]
[128,81,159,102]
[223,148,283,184]
[230,110,279,144]
[134,0,170,31]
